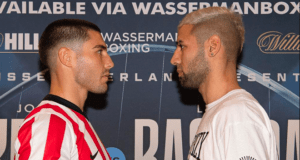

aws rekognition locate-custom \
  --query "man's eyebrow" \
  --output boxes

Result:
[93,45,107,50]
[176,40,183,46]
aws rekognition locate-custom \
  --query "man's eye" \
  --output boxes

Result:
[97,50,102,54]
[180,45,184,49]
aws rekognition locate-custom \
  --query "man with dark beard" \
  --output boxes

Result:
[14,19,113,160]
[171,7,278,160]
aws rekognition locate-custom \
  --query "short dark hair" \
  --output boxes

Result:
[39,19,101,70]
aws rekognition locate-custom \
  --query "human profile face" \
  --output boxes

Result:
[75,30,114,94]
[170,25,210,88]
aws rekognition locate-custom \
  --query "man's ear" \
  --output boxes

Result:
[207,35,221,57]
[58,47,74,67]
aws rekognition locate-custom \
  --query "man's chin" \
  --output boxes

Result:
[90,85,108,94]
[179,79,200,89]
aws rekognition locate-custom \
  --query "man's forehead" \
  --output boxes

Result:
[178,24,194,35]
[87,30,103,39]
[86,30,105,45]
[177,24,196,42]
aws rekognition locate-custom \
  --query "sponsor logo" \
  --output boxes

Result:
[257,31,299,54]
[0,33,39,53]
[90,151,98,159]
[106,147,126,160]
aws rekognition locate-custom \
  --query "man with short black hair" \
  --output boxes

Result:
[171,7,278,160]
[15,19,113,160]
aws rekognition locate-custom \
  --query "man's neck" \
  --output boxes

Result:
[199,72,241,105]
[49,76,87,111]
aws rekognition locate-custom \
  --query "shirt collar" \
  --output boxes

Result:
[43,94,88,119]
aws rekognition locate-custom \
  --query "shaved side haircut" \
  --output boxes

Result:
[178,7,245,62]
[39,19,101,71]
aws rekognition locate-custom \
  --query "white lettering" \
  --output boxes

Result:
[237,72,241,82]
[38,2,52,14]
[24,33,33,50]
[10,119,24,160]
[188,2,198,13]
[0,1,7,14]
[135,119,158,160]
[164,119,183,160]
[66,2,75,14]
[248,73,256,81]
[18,33,23,50]
[141,44,150,53]
[274,2,289,14]
[271,120,280,158]
[290,2,300,14]
[28,1,38,14]
[5,33,17,50]
[286,120,299,160]
[120,73,128,81]
[37,72,45,81]
[92,2,106,15]
[293,73,299,82]
[151,3,165,15]
[7,72,16,81]
[177,2,187,15]
[112,2,126,15]
[263,73,271,81]
[109,73,113,81]
[53,2,64,14]
[7,1,20,14]
[277,73,286,82]
[132,2,151,15]
[261,2,272,14]
[166,2,176,15]
[22,72,30,81]
[148,73,157,82]
[24,104,35,112]
[77,2,85,15]
[0,119,7,158]
[135,73,142,82]
[199,2,210,9]
[164,73,172,81]
[244,2,259,14]
[231,2,243,14]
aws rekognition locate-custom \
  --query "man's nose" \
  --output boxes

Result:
[105,55,114,69]
[170,48,181,65]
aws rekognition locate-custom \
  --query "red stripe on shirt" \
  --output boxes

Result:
[72,111,111,160]
[23,104,91,159]
[43,115,66,160]
[18,118,35,160]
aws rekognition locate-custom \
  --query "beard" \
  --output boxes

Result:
[75,56,109,94]
[179,49,210,89]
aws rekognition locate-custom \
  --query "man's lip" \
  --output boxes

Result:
[177,70,183,77]
[102,72,110,77]
[177,70,183,74]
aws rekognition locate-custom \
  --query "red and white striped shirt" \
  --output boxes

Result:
[14,94,111,160]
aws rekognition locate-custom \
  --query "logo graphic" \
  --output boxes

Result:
[0,33,3,48]
[239,156,257,160]
[257,31,299,54]
[188,132,209,159]
[0,33,39,53]
[90,151,98,159]
[107,147,126,160]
